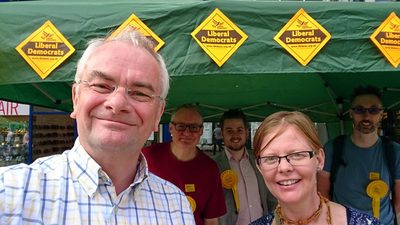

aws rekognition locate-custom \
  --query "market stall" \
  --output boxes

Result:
[0,0,399,139]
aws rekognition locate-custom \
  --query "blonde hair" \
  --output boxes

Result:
[253,111,322,159]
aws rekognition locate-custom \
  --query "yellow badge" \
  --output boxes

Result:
[221,170,240,212]
[186,196,196,213]
[107,13,164,52]
[370,12,400,68]
[274,8,331,66]
[191,8,248,67]
[366,180,388,219]
[370,172,380,180]
[15,21,75,79]
[185,184,195,192]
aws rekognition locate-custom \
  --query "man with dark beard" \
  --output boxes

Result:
[317,85,400,225]
[211,109,277,225]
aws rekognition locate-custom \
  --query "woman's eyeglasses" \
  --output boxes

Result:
[257,151,315,170]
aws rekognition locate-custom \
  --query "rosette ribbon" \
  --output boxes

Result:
[366,180,388,219]
[221,170,239,212]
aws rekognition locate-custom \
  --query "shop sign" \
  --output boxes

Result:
[0,101,30,116]
[191,8,248,67]
[274,8,331,66]
[107,13,165,52]
[370,12,400,68]
[15,21,75,79]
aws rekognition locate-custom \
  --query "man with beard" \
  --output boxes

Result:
[318,85,400,225]
[142,104,227,225]
[211,109,277,225]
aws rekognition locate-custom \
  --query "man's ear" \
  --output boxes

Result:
[199,124,204,136]
[169,122,174,134]
[153,101,165,132]
[70,84,79,119]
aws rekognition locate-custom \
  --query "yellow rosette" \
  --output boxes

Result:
[221,170,239,212]
[366,180,388,219]
[186,196,196,213]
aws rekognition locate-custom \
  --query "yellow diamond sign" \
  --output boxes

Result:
[15,21,75,79]
[370,12,400,68]
[107,14,164,52]
[274,8,331,66]
[191,8,248,67]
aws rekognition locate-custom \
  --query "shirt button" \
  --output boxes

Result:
[114,207,118,213]
[250,205,252,208]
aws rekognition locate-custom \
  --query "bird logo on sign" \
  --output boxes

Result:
[41,31,55,41]
[212,19,226,29]
[389,22,400,31]
[297,19,311,29]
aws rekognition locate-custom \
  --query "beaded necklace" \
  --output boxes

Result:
[275,192,332,225]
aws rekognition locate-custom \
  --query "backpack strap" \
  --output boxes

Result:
[381,136,397,225]
[329,135,347,198]
[330,135,397,224]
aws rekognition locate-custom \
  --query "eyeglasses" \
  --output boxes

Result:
[257,151,315,170]
[352,107,382,115]
[171,122,203,133]
[79,80,163,103]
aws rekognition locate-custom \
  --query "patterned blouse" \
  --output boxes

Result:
[250,205,383,225]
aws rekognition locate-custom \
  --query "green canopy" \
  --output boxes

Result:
[0,0,399,127]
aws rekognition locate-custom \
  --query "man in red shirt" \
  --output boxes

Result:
[142,104,227,225]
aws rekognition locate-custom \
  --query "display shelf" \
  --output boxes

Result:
[0,144,28,166]
[0,131,27,166]
[32,114,75,162]
[0,117,29,166]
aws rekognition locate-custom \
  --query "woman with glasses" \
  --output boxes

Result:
[250,111,382,225]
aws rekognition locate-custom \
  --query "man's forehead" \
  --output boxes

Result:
[173,108,202,123]
[83,42,161,88]
[97,41,134,51]
[87,42,155,65]
[223,118,245,129]
[89,41,129,58]
[352,94,382,107]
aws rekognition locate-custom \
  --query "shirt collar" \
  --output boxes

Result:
[69,137,149,197]
[132,152,149,186]
[224,147,249,162]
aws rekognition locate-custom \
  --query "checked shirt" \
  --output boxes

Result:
[0,138,195,225]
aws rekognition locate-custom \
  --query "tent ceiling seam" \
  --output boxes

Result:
[31,83,56,103]
[388,101,400,110]
[317,74,340,115]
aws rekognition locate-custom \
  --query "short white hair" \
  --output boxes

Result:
[74,30,170,101]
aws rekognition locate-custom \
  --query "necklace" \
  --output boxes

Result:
[275,192,332,225]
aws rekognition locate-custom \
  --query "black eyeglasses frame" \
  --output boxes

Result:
[171,122,203,133]
[256,151,315,167]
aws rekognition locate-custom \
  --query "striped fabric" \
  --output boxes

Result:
[0,138,195,225]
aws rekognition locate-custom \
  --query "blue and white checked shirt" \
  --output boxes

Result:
[0,138,195,225]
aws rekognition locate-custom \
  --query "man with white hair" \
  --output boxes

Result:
[0,30,195,225]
